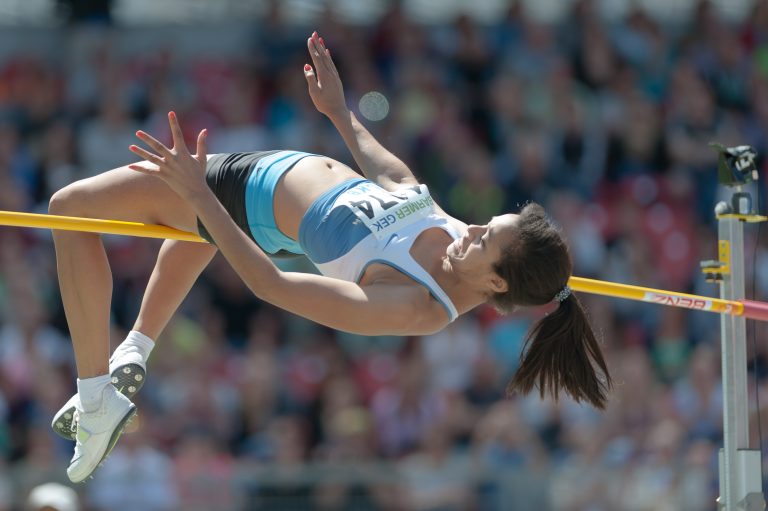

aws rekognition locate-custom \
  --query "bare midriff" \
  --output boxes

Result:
[272,155,361,241]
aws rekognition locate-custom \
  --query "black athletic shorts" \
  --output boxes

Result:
[198,150,300,259]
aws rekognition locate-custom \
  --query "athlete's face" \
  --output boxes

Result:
[447,214,519,292]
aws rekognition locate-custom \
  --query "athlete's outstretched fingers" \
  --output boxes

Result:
[306,36,329,92]
[323,40,339,76]
[304,63,321,99]
[129,144,164,166]
[304,62,315,79]
[136,130,171,157]
[195,129,208,163]
[168,111,189,154]
[308,34,332,80]
[311,31,321,54]
[311,33,331,72]
[305,31,347,117]
[312,31,323,52]
[313,32,337,75]
[127,163,159,175]
[307,37,324,74]
[324,48,338,76]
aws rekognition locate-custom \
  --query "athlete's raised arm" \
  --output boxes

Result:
[128,112,448,336]
[304,31,418,192]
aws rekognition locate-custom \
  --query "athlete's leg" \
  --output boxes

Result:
[49,165,200,379]
[114,239,216,400]
[50,238,217,439]
[49,164,205,482]
[50,239,217,440]
[133,239,218,340]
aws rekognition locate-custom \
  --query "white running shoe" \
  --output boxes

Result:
[67,386,136,483]
[52,346,146,440]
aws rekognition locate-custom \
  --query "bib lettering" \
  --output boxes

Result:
[336,182,435,241]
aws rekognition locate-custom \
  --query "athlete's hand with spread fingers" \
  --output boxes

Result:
[128,111,210,201]
[304,31,347,118]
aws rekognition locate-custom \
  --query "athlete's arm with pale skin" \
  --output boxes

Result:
[304,32,468,235]
[129,113,449,336]
[304,32,418,192]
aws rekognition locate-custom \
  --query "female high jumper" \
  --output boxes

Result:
[48,32,611,482]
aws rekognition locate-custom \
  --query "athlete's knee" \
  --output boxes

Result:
[49,181,94,217]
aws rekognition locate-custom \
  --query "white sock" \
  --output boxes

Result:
[113,330,155,363]
[77,374,111,412]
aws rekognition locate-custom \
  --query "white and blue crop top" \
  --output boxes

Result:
[298,178,462,322]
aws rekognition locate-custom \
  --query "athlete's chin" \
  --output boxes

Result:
[447,239,462,257]
[446,249,464,264]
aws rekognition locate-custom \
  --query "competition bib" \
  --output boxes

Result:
[336,182,435,241]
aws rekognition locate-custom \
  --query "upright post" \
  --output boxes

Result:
[701,144,765,510]
[716,212,764,510]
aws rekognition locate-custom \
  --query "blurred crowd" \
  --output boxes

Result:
[2,0,768,509]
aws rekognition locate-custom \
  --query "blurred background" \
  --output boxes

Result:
[1,0,768,509]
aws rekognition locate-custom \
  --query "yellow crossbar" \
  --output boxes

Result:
[0,210,208,243]
[569,276,743,316]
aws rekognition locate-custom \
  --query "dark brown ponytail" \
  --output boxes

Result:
[492,203,612,409]
[507,293,612,409]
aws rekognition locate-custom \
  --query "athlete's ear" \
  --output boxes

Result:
[488,273,508,294]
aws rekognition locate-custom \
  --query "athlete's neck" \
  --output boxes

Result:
[437,256,489,315]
